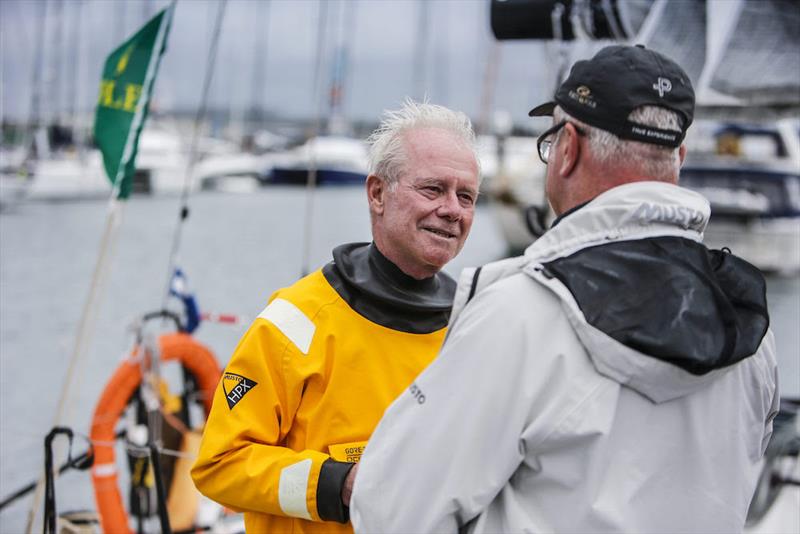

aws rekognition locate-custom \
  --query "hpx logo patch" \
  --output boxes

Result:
[222,373,257,410]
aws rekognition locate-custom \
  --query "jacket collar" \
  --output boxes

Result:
[525,181,710,264]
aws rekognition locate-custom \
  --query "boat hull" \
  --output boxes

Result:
[265,167,366,186]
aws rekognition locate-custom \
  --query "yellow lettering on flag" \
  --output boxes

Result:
[98,80,116,107]
[123,84,143,112]
[116,45,135,75]
[97,80,143,113]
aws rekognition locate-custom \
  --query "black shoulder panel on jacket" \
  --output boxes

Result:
[543,236,769,375]
[322,242,455,334]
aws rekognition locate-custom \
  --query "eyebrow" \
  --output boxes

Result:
[414,177,477,193]
[413,176,443,185]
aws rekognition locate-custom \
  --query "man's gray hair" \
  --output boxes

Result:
[554,105,683,181]
[368,99,480,187]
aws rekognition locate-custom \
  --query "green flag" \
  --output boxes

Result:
[93,5,173,199]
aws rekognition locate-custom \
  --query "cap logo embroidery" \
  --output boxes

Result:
[653,77,672,97]
[568,85,596,108]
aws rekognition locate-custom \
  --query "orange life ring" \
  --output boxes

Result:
[89,332,221,534]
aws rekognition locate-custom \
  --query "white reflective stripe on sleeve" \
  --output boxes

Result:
[92,463,116,478]
[278,459,313,520]
[258,298,316,354]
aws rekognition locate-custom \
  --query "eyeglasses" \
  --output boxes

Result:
[536,121,586,164]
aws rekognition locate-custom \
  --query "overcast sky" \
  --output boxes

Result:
[1,0,563,129]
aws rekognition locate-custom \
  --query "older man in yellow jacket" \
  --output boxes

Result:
[191,99,481,533]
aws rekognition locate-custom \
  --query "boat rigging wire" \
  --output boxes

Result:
[160,0,228,311]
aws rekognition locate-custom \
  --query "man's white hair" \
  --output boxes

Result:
[367,98,481,188]
[554,105,683,181]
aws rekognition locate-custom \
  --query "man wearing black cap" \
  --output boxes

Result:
[351,45,779,533]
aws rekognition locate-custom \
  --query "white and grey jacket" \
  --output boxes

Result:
[351,182,779,534]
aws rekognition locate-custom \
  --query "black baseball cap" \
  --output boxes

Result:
[529,44,695,147]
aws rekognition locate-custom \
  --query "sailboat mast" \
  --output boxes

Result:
[26,0,49,160]
[49,0,64,129]
[433,2,449,105]
[63,0,82,134]
[299,0,330,277]
[328,0,356,135]
[249,0,270,133]
[73,0,89,157]
[412,0,430,100]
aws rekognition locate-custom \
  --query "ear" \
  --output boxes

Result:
[366,174,385,215]
[558,123,581,177]
[678,143,687,166]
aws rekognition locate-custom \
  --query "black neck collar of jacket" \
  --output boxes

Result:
[322,242,455,334]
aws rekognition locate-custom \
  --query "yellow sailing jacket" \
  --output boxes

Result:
[192,243,454,533]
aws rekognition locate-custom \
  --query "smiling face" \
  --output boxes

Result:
[368,127,480,279]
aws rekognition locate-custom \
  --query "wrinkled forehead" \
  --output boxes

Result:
[401,129,478,177]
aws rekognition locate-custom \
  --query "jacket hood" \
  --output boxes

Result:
[524,182,770,402]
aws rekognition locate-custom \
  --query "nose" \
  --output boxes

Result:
[436,191,462,222]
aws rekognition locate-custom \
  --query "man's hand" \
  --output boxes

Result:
[342,463,359,507]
